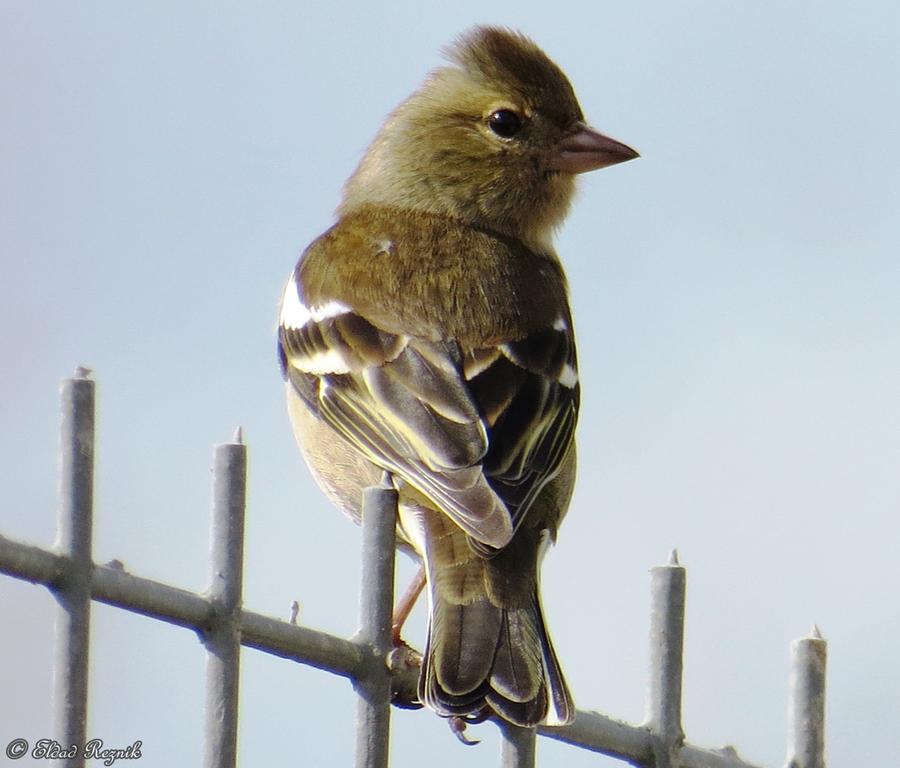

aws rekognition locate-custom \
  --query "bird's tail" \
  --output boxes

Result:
[417,521,574,727]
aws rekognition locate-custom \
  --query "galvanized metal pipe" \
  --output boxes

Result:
[354,485,398,768]
[0,535,766,768]
[541,711,765,768]
[500,723,536,768]
[0,504,768,768]
[51,370,95,768]
[0,368,816,768]
[0,524,775,768]
[0,535,370,677]
[647,549,686,767]
[240,609,366,677]
[203,432,247,768]
[785,627,827,768]
[540,711,653,765]
[0,534,66,584]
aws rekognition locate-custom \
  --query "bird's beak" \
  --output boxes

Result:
[548,122,639,174]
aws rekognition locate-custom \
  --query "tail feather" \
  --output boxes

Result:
[420,586,574,727]
[489,607,543,702]
[532,590,574,726]
[430,599,501,695]
[485,606,549,726]
[408,499,574,727]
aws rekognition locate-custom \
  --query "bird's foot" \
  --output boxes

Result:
[387,640,422,710]
[449,716,480,745]
[448,707,491,745]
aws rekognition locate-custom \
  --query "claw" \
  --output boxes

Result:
[449,716,481,746]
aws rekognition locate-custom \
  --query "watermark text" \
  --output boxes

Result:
[6,738,142,765]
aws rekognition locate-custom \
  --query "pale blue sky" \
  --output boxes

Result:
[2,2,898,766]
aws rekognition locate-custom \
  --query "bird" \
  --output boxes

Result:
[277,25,637,728]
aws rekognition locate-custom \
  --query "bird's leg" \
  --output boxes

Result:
[391,565,426,645]
[387,567,425,710]
[378,467,425,644]
[377,468,424,644]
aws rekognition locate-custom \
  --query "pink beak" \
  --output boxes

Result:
[548,122,639,174]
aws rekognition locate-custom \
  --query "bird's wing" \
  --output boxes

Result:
[278,273,578,551]
[460,325,579,553]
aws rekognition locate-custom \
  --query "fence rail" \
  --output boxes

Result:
[0,370,827,768]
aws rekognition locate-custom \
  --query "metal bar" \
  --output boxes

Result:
[646,549,686,767]
[93,564,214,630]
[240,610,366,677]
[0,535,367,676]
[541,711,766,768]
[500,723,536,768]
[539,712,653,765]
[785,626,827,768]
[51,369,95,768]
[0,527,768,768]
[678,744,766,768]
[0,530,768,768]
[0,534,66,584]
[203,431,247,768]
[354,485,398,768]
[0,369,791,768]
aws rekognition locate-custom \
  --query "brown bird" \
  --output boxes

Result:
[278,26,637,727]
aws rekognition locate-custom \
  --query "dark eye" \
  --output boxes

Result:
[487,109,522,138]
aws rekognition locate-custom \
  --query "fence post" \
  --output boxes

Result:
[51,368,95,768]
[203,428,247,768]
[0,368,833,768]
[646,549,686,767]
[354,485,398,768]
[785,626,827,768]
[500,722,536,768]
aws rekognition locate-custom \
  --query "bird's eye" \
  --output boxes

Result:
[487,109,522,139]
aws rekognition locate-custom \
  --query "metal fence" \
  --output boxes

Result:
[0,370,827,768]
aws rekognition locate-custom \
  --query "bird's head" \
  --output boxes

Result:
[340,26,638,249]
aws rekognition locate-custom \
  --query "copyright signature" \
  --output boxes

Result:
[6,738,142,765]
